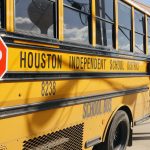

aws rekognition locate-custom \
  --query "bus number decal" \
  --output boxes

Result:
[41,81,56,96]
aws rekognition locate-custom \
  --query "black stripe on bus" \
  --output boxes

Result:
[2,72,148,82]
[0,86,148,119]
[6,42,149,62]
[3,32,149,61]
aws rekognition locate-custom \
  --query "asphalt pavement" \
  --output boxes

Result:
[127,119,150,150]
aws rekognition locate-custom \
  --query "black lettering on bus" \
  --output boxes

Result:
[84,57,87,69]
[57,55,62,69]
[28,52,33,68]
[98,59,101,69]
[80,57,83,69]
[20,51,26,68]
[52,54,56,69]
[69,56,107,70]
[87,58,90,69]
[110,60,124,70]
[76,57,80,69]
[35,53,40,68]
[91,58,94,69]
[41,53,46,68]
[69,56,75,69]
[47,54,51,68]
[127,62,139,71]
[93,58,96,69]
[20,52,62,69]
[98,59,106,70]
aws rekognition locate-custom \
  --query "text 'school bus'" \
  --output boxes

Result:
[0,0,150,149]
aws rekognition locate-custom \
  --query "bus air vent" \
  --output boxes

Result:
[23,123,84,150]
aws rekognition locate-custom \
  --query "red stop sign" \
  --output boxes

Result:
[0,37,7,79]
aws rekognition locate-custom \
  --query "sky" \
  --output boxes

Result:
[136,0,150,5]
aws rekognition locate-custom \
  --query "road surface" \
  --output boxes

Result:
[127,119,150,150]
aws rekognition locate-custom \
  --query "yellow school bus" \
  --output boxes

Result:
[0,0,150,149]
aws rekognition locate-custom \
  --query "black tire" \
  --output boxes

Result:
[93,110,130,150]
[105,110,130,150]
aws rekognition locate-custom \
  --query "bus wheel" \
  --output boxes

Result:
[93,110,130,150]
[105,110,130,150]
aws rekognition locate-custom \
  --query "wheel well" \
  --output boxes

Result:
[93,107,133,149]
[102,105,133,142]
[118,106,133,126]
[118,106,133,146]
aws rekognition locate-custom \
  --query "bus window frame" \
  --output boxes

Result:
[95,0,114,48]
[63,0,92,45]
[147,16,150,55]
[14,0,57,39]
[0,0,5,29]
[4,0,150,58]
[134,9,146,54]
[118,0,132,52]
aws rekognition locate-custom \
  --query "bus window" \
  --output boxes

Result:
[64,0,90,44]
[134,9,145,54]
[15,0,56,37]
[0,1,2,28]
[95,0,114,48]
[0,0,4,28]
[148,17,150,55]
[118,1,131,51]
